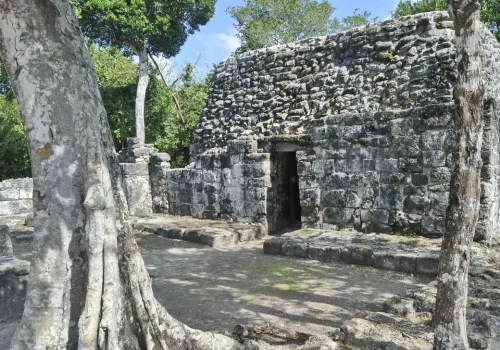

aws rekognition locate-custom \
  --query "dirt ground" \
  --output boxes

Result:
[1,230,432,349]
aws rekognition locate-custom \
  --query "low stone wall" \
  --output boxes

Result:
[166,140,270,228]
[0,178,33,216]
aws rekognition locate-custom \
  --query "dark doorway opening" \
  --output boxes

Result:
[267,152,302,235]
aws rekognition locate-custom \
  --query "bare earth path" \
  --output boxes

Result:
[1,230,432,349]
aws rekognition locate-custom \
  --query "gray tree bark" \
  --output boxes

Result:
[433,1,484,349]
[0,1,246,349]
[135,45,149,147]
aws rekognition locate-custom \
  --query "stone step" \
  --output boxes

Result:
[132,216,264,248]
[264,229,442,275]
[264,229,495,276]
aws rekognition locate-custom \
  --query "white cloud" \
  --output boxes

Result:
[216,29,241,56]
[195,27,241,64]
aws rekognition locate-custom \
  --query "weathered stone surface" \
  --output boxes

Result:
[340,319,375,338]
[24,212,34,227]
[341,246,373,266]
[120,162,149,176]
[281,239,309,258]
[0,225,13,259]
[263,238,284,255]
[198,228,239,247]
[308,242,342,262]
[157,225,185,240]
[467,309,500,350]
[122,176,153,217]
[299,335,339,350]
[0,259,30,321]
[262,228,448,276]
[383,297,416,317]
[0,200,32,216]
[236,228,259,242]
[365,312,403,325]
[184,228,203,243]
[416,254,440,275]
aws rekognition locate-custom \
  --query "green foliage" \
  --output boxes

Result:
[89,45,137,149]
[0,61,30,180]
[89,45,211,168]
[394,0,500,41]
[393,0,447,18]
[0,47,210,175]
[146,64,211,168]
[482,0,500,41]
[332,8,375,32]
[228,0,374,53]
[72,0,216,55]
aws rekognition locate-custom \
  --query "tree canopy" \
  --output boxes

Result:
[227,0,374,53]
[90,45,137,149]
[394,0,500,41]
[72,0,216,55]
[71,0,216,146]
[147,63,211,168]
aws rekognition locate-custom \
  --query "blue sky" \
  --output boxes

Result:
[169,0,402,76]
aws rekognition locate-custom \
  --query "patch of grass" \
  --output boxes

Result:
[256,261,322,292]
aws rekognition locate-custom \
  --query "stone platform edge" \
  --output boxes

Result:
[132,222,265,248]
[263,236,440,276]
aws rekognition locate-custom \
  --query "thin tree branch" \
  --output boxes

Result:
[148,53,185,125]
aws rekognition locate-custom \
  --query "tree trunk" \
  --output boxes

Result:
[135,45,149,147]
[0,1,245,349]
[433,1,484,349]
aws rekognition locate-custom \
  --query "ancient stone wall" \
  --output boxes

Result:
[166,140,270,228]
[119,140,155,217]
[0,178,33,216]
[308,105,455,235]
[475,25,500,243]
[165,12,500,240]
[1,12,499,240]
[191,11,456,156]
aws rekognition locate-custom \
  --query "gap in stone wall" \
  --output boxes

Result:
[267,151,302,235]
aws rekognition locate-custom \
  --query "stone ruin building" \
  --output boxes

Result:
[163,11,500,242]
[1,11,500,243]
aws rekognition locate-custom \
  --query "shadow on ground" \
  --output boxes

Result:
[135,231,432,336]
[2,228,432,349]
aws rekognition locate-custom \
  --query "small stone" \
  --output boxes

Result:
[340,318,375,337]
[366,312,403,325]
[383,297,416,317]
[299,335,339,349]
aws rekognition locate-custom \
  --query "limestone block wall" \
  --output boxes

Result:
[166,140,270,229]
[309,105,456,235]
[121,163,153,217]
[119,141,155,218]
[476,25,500,243]
[150,153,171,213]
[191,11,457,157]
[164,11,500,240]
[0,178,33,216]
